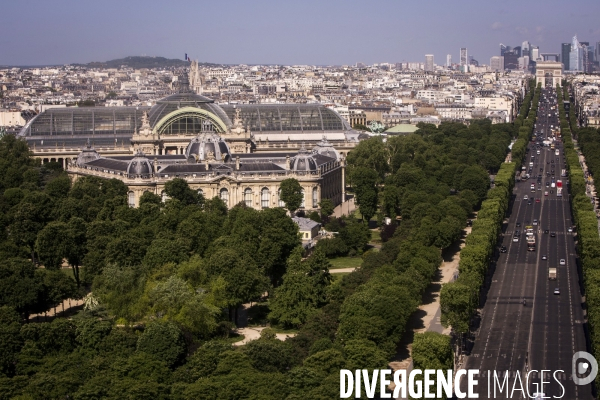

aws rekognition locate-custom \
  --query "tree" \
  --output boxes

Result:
[65,217,87,285]
[137,321,187,368]
[349,167,379,222]
[280,178,303,214]
[0,306,23,376]
[0,258,43,318]
[346,137,389,179]
[439,282,473,334]
[412,332,454,399]
[165,178,204,206]
[243,337,294,373]
[35,221,68,270]
[318,199,335,218]
[269,248,332,327]
[139,191,162,207]
[10,192,53,261]
[205,247,269,324]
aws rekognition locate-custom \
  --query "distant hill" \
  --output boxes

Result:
[83,56,221,69]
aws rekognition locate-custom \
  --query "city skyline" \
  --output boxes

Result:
[1,0,599,66]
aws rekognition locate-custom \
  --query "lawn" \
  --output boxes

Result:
[328,256,363,269]
[370,229,382,244]
[331,272,352,281]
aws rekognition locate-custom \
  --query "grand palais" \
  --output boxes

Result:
[18,76,360,209]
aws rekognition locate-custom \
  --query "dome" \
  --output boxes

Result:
[185,133,231,163]
[290,144,317,172]
[76,140,100,166]
[127,150,153,177]
[312,136,339,160]
[148,91,232,128]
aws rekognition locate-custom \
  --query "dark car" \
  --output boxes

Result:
[544,229,549,234]
[550,232,556,237]
[516,222,521,227]
[500,246,507,253]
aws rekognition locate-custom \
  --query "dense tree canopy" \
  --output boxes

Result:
[0,86,535,396]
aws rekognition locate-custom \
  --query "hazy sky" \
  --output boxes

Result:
[1,0,599,66]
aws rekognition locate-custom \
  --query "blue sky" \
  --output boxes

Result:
[1,0,599,66]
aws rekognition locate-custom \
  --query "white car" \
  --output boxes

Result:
[568,227,573,233]
[513,237,519,242]
[560,259,566,265]
[554,288,560,295]
[523,195,528,200]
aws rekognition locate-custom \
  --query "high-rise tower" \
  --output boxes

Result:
[561,43,571,71]
[460,48,468,72]
[425,54,434,72]
[570,35,584,72]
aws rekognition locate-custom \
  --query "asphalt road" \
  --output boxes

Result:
[459,86,593,399]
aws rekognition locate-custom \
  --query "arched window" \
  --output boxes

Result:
[300,188,305,208]
[277,188,285,207]
[220,188,229,204]
[128,191,135,207]
[244,188,253,207]
[312,187,318,208]
[161,191,168,203]
[261,187,269,208]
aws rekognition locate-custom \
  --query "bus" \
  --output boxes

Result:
[526,226,535,251]
[557,180,563,197]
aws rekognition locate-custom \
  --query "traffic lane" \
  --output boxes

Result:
[462,187,535,373]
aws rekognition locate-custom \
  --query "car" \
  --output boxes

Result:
[516,222,521,227]
[523,195,528,200]
[545,191,548,196]
[546,182,550,186]
[536,198,541,203]
[540,168,543,172]
[544,229,549,234]
[513,236,519,242]
[533,219,538,225]
[560,259,566,265]
[500,246,507,253]
[554,288,560,295]
[542,255,547,260]
[550,232,556,237]
[568,227,573,233]
[551,160,554,163]
[547,161,550,164]
[528,201,532,205]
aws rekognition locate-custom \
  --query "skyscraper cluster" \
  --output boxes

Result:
[562,35,598,73]
[495,42,534,71]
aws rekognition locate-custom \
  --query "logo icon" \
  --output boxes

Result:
[572,351,598,385]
